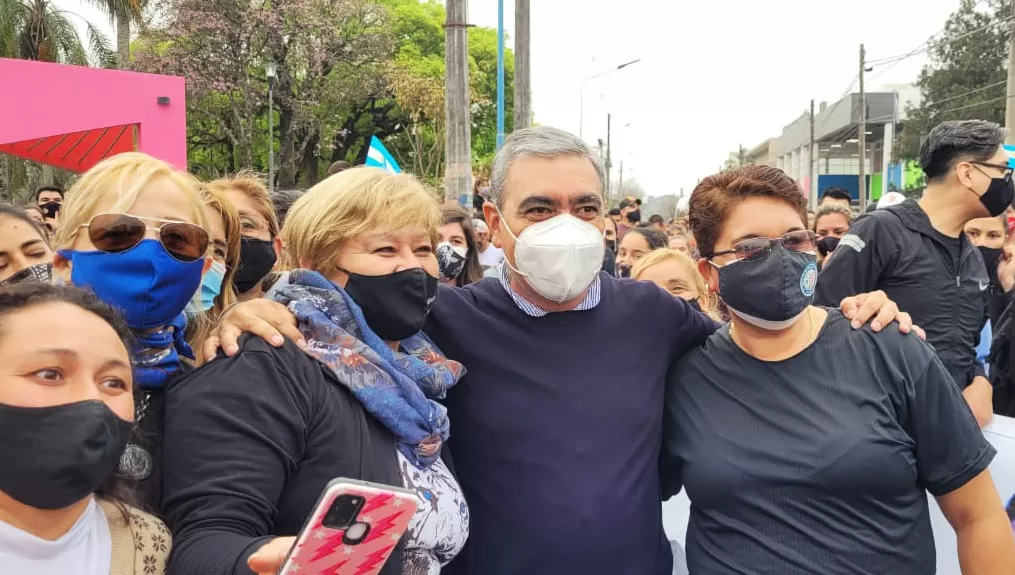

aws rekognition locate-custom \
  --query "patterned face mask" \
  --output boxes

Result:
[437,243,468,281]
[0,263,53,287]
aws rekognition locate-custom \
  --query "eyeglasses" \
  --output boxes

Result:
[971,161,1014,181]
[80,213,209,263]
[707,230,817,263]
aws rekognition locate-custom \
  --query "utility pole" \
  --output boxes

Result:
[444,0,473,206]
[809,99,816,211]
[858,43,868,212]
[738,144,746,167]
[513,0,531,130]
[617,160,624,201]
[606,113,612,199]
[1006,0,1015,145]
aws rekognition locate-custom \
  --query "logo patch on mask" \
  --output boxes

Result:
[800,262,818,297]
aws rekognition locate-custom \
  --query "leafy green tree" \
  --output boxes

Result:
[84,0,144,69]
[0,0,113,65]
[896,0,1010,161]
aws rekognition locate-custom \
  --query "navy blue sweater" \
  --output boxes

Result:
[427,274,717,575]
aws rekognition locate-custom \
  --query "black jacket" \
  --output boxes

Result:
[814,200,989,389]
[129,363,193,514]
[990,293,1015,416]
[161,336,453,575]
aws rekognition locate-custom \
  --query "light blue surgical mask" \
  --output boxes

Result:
[186,260,226,315]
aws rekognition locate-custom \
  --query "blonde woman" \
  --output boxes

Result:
[631,248,718,319]
[162,168,468,575]
[206,172,283,300]
[184,184,242,364]
[52,152,211,512]
[0,284,171,575]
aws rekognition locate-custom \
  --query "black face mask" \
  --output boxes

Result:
[978,175,1015,217]
[626,209,641,224]
[605,240,617,253]
[617,263,632,278]
[234,237,277,293]
[979,246,1002,284]
[0,263,53,287]
[715,245,818,330]
[343,268,438,341]
[816,236,840,257]
[0,400,132,510]
[40,201,61,219]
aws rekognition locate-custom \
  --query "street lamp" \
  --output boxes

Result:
[265,61,277,193]
[579,59,641,139]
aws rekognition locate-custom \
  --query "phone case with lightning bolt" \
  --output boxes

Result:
[279,478,419,575]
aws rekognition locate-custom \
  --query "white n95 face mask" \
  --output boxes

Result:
[498,212,605,303]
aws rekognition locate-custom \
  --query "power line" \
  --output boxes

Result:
[922,81,1006,108]
[868,14,1011,68]
[934,94,1012,116]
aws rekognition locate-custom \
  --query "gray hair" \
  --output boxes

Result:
[920,120,1006,180]
[271,188,305,228]
[812,203,853,231]
[489,126,606,208]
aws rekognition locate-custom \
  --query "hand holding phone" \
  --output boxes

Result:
[276,478,418,575]
[248,537,297,575]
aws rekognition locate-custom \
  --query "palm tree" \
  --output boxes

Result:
[0,0,114,65]
[85,0,143,69]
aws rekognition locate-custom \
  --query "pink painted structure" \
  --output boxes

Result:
[0,58,186,172]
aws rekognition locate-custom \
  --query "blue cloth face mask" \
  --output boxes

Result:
[59,239,205,329]
[186,260,226,316]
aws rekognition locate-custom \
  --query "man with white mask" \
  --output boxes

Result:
[208,126,918,575]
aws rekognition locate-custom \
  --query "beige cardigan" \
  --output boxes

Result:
[98,499,171,575]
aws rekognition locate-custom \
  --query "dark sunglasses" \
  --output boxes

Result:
[708,230,817,263]
[971,161,1014,181]
[80,213,209,263]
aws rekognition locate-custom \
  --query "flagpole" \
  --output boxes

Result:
[496,0,505,149]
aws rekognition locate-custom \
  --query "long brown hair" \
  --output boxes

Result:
[186,184,242,364]
[441,205,484,286]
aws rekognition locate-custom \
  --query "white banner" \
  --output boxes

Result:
[662,416,1015,574]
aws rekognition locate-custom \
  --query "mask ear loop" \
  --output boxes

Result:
[493,207,533,281]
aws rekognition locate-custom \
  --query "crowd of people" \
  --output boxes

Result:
[1,120,1015,575]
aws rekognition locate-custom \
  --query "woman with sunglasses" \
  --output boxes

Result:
[53,152,211,512]
[183,185,242,365]
[661,165,1015,574]
[0,204,54,287]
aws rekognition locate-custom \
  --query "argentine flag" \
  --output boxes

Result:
[365,136,402,174]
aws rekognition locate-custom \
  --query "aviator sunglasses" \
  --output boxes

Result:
[80,212,209,263]
[706,230,817,263]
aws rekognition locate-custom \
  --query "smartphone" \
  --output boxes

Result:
[279,478,419,575]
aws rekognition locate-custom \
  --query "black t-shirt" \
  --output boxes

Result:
[663,310,994,575]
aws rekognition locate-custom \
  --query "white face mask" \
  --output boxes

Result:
[497,212,605,303]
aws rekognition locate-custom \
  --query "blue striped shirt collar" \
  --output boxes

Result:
[497,262,602,317]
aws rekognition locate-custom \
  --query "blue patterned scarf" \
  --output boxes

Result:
[274,270,465,469]
[132,313,194,389]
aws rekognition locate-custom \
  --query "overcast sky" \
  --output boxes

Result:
[60,0,968,197]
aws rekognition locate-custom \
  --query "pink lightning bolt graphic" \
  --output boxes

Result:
[361,511,404,545]
[352,547,392,575]
[315,557,350,574]
[357,493,393,516]
[309,530,348,563]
